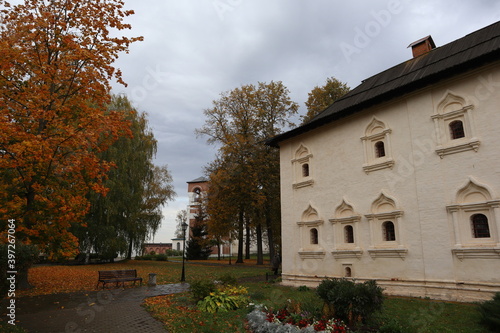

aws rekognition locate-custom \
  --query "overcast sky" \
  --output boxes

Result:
[109,1,500,243]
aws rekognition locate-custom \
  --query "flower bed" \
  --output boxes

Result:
[247,305,349,333]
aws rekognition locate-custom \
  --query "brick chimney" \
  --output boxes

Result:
[408,35,436,58]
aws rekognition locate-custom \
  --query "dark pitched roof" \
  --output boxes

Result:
[267,21,500,147]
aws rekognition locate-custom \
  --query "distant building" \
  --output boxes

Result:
[142,243,172,255]
[171,237,184,252]
[186,177,231,257]
[268,22,500,302]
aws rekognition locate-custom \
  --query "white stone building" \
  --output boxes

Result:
[268,22,500,302]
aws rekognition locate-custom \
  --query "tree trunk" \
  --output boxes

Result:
[126,238,133,260]
[236,209,244,263]
[256,223,263,265]
[245,216,250,260]
[265,203,275,261]
[24,184,36,229]
[17,266,32,290]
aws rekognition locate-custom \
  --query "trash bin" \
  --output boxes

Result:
[148,273,157,286]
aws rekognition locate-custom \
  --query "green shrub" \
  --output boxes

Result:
[197,286,249,313]
[352,279,384,323]
[166,249,183,257]
[217,273,237,286]
[156,254,168,261]
[297,285,311,292]
[478,292,500,332]
[141,254,155,260]
[316,278,384,325]
[190,278,216,302]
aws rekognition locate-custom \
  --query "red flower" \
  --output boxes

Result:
[298,319,309,328]
[314,320,327,331]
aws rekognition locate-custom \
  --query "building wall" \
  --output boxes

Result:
[143,243,172,255]
[279,63,500,302]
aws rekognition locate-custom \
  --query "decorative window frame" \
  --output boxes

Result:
[297,204,325,259]
[365,192,407,259]
[447,177,500,260]
[329,198,363,259]
[431,91,480,158]
[292,144,314,189]
[361,117,395,173]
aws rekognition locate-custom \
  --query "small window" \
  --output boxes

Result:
[310,228,318,244]
[176,243,180,251]
[383,221,396,241]
[345,267,352,277]
[375,141,385,158]
[471,214,490,238]
[449,120,465,139]
[344,225,354,243]
[302,163,309,177]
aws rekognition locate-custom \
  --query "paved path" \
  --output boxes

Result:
[10,283,189,333]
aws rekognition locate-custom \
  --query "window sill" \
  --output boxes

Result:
[368,247,408,259]
[452,246,500,260]
[293,179,314,189]
[298,250,325,259]
[331,248,363,259]
[362,158,395,174]
[435,138,480,158]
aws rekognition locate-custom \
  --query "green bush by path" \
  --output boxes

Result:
[316,278,384,326]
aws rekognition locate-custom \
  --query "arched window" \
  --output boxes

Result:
[176,243,180,251]
[375,141,385,158]
[194,188,202,202]
[471,214,490,238]
[302,163,309,177]
[383,221,396,241]
[344,225,354,243]
[345,267,352,277]
[361,117,394,173]
[310,228,318,244]
[449,120,465,139]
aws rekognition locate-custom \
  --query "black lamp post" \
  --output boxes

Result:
[180,222,188,282]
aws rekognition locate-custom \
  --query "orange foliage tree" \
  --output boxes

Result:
[0,0,142,259]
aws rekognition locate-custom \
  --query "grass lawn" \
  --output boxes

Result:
[17,258,269,296]
[8,259,493,332]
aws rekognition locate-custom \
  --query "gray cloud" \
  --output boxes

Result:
[110,0,499,242]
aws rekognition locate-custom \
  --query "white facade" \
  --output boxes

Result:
[274,26,500,302]
[171,238,185,252]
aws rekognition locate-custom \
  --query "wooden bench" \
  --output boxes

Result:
[96,269,142,289]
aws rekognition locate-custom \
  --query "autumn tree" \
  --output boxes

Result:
[198,81,298,264]
[74,95,175,261]
[301,77,350,124]
[204,158,240,261]
[0,0,142,260]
